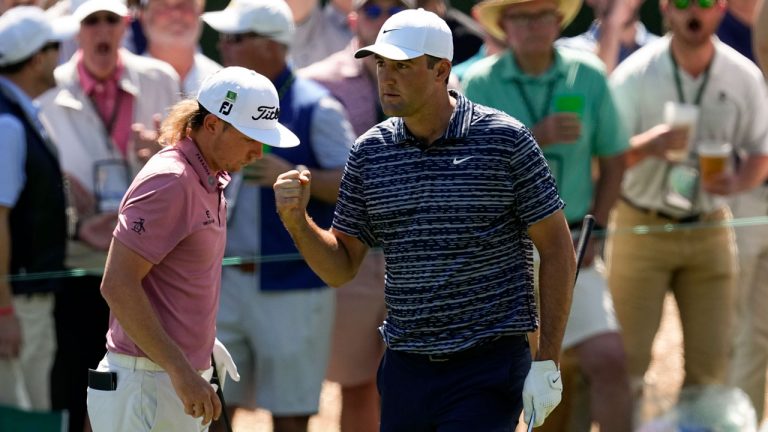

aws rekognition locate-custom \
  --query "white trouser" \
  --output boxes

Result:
[87,352,214,432]
[0,293,55,410]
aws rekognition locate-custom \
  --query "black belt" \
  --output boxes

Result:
[233,262,258,273]
[620,196,701,224]
[395,334,527,363]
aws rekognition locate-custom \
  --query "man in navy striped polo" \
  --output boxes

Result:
[274,7,576,431]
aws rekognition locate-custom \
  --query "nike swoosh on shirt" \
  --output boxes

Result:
[453,156,474,165]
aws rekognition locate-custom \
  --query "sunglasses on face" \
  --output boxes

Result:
[672,0,716,9]
[81,13,122,26]
[361,4,405,20]
[502,10,559,27]
[146,1,198,13]
[41,41,61,52]
[219,32,268,44]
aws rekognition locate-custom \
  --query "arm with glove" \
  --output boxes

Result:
[212,338,240,389]
[526,212,577,427]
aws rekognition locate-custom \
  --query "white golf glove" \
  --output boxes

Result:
[522,360,562,427]
[212,338,240,389]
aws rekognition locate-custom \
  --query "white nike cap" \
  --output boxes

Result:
[0,6,76,67]
[202,0,294,46]
[197,67,299,148]
[354,8,453,62]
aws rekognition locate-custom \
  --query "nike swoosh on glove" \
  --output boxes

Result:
[522,360,562,427]
[212,338,240,389]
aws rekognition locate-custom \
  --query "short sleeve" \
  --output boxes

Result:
[509,126,565,225]
[593,78,630,157]
[332,141,377,247]
[113,173,192,264]
[0,115,27,207]
[609,63,642,137]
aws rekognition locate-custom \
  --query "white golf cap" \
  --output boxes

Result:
[72,0,129,22]
[354,8,453,61]
[202,0,294,46]
[0,6,77,67]
[197,67,299,148]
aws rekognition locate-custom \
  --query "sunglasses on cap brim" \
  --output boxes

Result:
[671,0,716,9]
[361,4,405,19]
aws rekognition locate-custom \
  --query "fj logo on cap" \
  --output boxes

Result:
[219,90,238,116]
[252,106,280,121]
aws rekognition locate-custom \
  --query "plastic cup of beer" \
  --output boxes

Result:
[698,141,732,183]
[663,101,699,162]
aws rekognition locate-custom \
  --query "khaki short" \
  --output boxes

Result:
[217,268,335,415]
[560,263,620,349]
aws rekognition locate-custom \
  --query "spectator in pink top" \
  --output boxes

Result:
[87,66,300,432]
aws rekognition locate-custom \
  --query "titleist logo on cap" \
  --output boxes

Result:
[197,66,299,148]
[252,106,279,121]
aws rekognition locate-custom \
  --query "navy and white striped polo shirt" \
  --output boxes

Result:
[333,91,564,354]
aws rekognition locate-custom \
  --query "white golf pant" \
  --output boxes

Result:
[87,352,214,432]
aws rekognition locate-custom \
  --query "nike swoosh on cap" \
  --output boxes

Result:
[382,28,400,33]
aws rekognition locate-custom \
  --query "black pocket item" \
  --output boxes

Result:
[88,369,117,391]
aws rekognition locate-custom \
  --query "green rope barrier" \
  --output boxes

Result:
[4,216,768,282]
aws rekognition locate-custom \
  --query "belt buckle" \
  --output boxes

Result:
[427,354,450,362]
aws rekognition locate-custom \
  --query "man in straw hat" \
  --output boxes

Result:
[275,7,576,430]
[87,66,299,431]
[464,0,633,430]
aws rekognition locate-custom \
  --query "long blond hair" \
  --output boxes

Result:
[158,99,209,146]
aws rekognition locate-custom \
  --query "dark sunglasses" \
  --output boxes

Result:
[219,32,272,44]
[361,4,405,20]
[672,0,716,9]
[82,13,122,26]
[41,41,61,52]
[502,10,559,26]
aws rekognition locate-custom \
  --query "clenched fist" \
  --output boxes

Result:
[273,166,311,231]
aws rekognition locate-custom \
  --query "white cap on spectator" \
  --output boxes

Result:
[202,0,294,46]
[354,8,453,61]
[0,6,76,67]
[72,0,128,22]
[197,66,299,148]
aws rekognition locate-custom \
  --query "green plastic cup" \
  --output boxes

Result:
[553,94,585,116]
